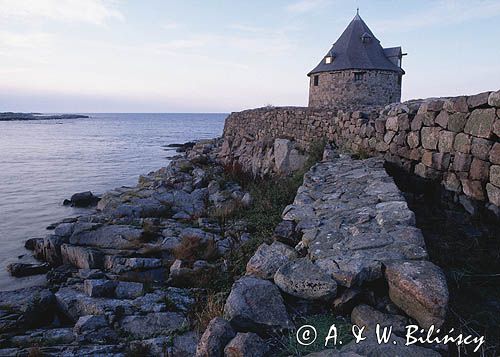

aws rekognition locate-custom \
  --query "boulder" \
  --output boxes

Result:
[61,244,104,269]
[119,312,188,339]
[0,287,55,333]
[24,237,43,251]
[384,260,448,329]
[196,317,236,357]
[224,332,268,357]
[246,241,297,280]
[55,287,133,322]
[64,191,100,207]
[69,224,143,249]
[224,276,292,333]
[83,279,116,298]
[274,258,337,300]
[114,281,144,299]
[7,262,50,277]
[73,315,108,335]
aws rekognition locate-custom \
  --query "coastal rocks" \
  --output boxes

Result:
[224,332,268,357]
[69,224,144,249]
[55,286,133,322]
[119,312,188,339]
[0,287,55,333]
[224,276,292,333]
[63,191,100,207]
[84,279,116,298]
[7,262,50,277]
[61,244,104,269]
[384,260,449,329]
[274,258,337,300]
[246,241,298,280]
[196,317,236,357]
[114,281,144,299]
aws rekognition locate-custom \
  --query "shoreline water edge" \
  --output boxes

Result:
[1,92,498,355]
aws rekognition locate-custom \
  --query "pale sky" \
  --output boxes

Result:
[0,0,499,113]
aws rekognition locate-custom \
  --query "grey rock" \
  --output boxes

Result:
[61,244,104,269]
[69,224,143,249]
[224,276,292,333]
[84,279,116,298]
[196,317,236,357]
[115,281,144,299]
[119,312,188,339]
[224,332,268,357]
[246,241,298,280]
[274,258,337,300]
[385,260,448,329]
[7,262,50,277]
[65,191,100,207]
[0,287,55,333]
[55,286,133,322]
[73,314,108,334]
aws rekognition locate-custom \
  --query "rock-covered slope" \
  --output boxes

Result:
[198,147,448,356]
[0,139,256,356]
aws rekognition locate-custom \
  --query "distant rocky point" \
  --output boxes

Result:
[0,112,89,121]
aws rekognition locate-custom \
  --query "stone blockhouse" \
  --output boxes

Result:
[308,12,405,109]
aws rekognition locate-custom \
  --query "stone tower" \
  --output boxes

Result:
[308,12,405,109]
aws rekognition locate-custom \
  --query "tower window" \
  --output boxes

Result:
[398,75,402,85]
[313,75,319,86]
[325,56,332,64]
[354,72,364,81]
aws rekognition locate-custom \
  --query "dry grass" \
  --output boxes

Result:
[192,292,226,332]
[172,235,217,263]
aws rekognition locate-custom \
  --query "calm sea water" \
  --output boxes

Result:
[0,113,226,291]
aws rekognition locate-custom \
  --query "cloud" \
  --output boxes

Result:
[286,0,331,13]
[160,22,180,30]
[0,31,54,49]
[374,0,500,33]
[0,0,123,25]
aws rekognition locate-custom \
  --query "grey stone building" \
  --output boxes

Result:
[308,12,405,109]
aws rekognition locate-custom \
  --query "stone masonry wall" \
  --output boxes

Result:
[220,90,500,213]
[308,70,401,108]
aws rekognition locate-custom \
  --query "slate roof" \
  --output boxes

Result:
[308,13,404,76]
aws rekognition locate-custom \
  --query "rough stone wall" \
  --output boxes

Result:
[308,70,401,108]
[220,90,500,213]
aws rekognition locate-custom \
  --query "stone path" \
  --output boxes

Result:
[207,150,449,355]
[281,152,449,328]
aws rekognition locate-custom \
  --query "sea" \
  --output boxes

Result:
[0,113,227,291]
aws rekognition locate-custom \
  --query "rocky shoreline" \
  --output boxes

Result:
[0,136,455,356]
[0,113,89,121]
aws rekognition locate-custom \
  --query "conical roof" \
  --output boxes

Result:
[308,13,403,76]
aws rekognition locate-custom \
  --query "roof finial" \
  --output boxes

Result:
[356,7,359,15]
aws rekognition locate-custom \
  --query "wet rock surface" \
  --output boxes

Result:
[1,139,256,356]
[3,139,454,355]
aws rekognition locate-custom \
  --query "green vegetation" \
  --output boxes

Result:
[191,140,327,330]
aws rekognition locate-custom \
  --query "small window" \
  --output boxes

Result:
[313,75,319,86]
[325,56,332,64]
[354,72,364,81]
[398,75,402,85]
